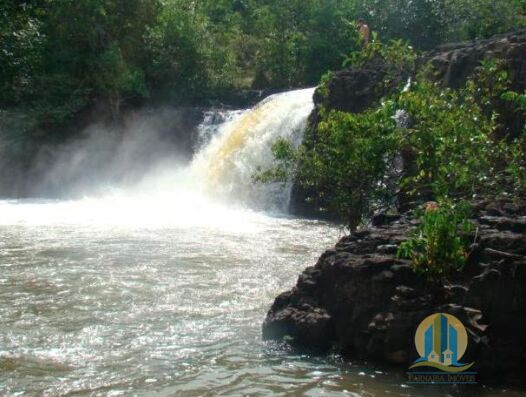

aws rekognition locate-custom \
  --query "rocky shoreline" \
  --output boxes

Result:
[263,197,526,385]
[267,31,526,385]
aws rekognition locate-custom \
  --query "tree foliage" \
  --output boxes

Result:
[353,0,526,50]
[1,0,525,137]
[258,42,526,229]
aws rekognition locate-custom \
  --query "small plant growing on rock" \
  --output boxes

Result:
[317,71,334,104]
[397,201,474,276]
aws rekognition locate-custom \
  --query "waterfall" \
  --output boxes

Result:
[0,88,315,227]
[191,88,315,212]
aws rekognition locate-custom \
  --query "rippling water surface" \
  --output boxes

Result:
[0,199,521,397]
[1,88,522,396]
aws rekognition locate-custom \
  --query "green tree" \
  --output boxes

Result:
[35,0,159,123]
[0,1,46,105]
[353,0,525,49]
[443,0,525,40]
[2,0,526,146]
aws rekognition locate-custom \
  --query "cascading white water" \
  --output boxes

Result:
[115,87,316,218]
[0,89,426,396]
[0,88,315,227]
[191,88,315,212]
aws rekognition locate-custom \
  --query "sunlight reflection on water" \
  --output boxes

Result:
[1,201,520,396]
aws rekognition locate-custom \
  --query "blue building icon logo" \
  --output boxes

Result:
[410,313,474,373]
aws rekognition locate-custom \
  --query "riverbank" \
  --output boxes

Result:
[264,30,526,386]
[263,196,526,385]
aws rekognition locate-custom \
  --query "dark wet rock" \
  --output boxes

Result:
[428,30,526,92]
[262,305,334,351]
[371,213,401,227]
[377,245,399,255]
[314,57,410,114]
[478,216,526,233]
[264,197,526,385]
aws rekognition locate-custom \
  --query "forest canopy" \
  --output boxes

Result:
[1,0,525,127]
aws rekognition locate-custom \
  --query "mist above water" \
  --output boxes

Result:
[1,89,513,396]
[1,88,316,227]
[31,107,203,199]
[0,88,350,396]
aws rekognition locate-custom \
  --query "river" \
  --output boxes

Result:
[0,90,520,396]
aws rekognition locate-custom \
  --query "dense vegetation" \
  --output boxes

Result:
[258,41,526,230]
[256,36,526,274]
[2,0,526,134]
[2,1,526,220]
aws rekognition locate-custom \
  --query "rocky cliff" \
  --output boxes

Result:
[264,198,526,385]
[326,30,526,132]
[290,30,526,218]
[269,31,526,386]
[428,30,526,139]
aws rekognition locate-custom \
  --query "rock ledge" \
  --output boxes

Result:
[263,197,526,385]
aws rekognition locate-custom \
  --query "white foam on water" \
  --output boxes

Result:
[0,88,315,228]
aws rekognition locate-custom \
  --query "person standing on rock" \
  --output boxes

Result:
[356,18,370,46]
